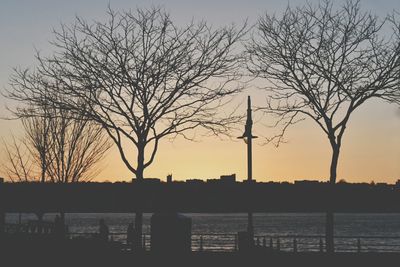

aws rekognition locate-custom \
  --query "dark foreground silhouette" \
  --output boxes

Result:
[2,179,400,266]
[1,242,400,267]
[2,218,400,267]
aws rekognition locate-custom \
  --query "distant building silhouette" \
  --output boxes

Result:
[220,174,236,183]
[206,178,220,184]
[132,178,161,184]
[294,180,321,186]
[167,174,173,183]
[185,174,237,184]
[186,179,204,185]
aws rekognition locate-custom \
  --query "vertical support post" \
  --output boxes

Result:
[326,211,335,253]
[319,238,324,253]
[293,238,297,253]
[247,211,254,247]
[234,234,238,251]
[270,238,273,249]
[134,210,143,251]
[263,237,266,248]
[247,212,254,247]
[199,235,203,252]
[256,237,260,247]
[142,234,146,251]
[277,238,281,251]
[357,238,361,253]
[246,97,255,245]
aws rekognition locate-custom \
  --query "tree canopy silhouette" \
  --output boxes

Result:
[247,0,400,253]
[5,7,245,250]
[7,7,245,180]
[2,103,111,183]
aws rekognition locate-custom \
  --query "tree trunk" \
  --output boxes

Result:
[329,146,339,184]
[60,212,65,223]
[60,211,66,238]
[41,164,46,183]
[325,211,334,253]
[136,146,145,181]
[36,212,44,234]
[326,145,339,253]
[134,146,145,250]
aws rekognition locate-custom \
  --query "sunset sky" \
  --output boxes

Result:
[0,0,399,184]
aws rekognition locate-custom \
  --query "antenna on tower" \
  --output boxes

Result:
[237,96,258,181]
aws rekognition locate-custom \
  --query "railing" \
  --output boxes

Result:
[5,224,400,253]
[66,232,400,253]
[252,235,400,253]
[192,234,237,252]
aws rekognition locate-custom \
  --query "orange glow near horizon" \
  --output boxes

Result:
[92,97,400,184]
[1,93,398,184]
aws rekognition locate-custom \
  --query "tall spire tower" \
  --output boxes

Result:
[238,96,257,240]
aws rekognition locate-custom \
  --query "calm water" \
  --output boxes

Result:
[6,213,400,236]
[6,213,400,251]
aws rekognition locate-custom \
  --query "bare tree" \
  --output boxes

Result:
[5,7,245,248]
[3,104,111,184]
[20,105,53,183]
[2,135,35,182]
[2,102,111,223]
[247,0,400,253]
[45,108,112,183]
[3,102,52,183]
[2,103,53,223]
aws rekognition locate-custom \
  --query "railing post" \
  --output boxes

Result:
[357,238,361,253]
[142,234,146,251]
[263,237,266,248]
[256,237,260,247]
[293,238,297,253]
[277,238,280,251]
[319,238,324,253]
[269,238,273,249]
[234,234,238,251]
[199,235,203,252]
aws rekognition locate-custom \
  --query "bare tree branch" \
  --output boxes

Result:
[5,7,246,180]
[247,0,400,177]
